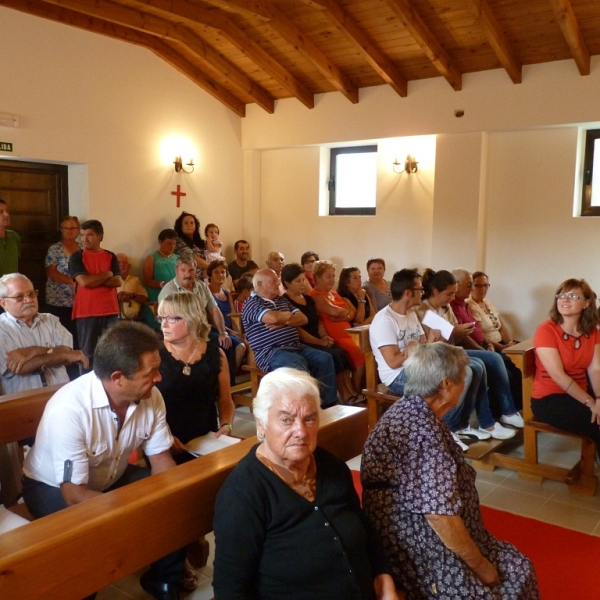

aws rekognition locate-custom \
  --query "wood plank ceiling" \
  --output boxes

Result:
[3,0,600,117]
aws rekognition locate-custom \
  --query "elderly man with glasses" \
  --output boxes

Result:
[0,272,88,506]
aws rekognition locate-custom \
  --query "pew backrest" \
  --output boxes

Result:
[0,404,368,599]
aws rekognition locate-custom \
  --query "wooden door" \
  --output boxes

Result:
[0,160,69,304]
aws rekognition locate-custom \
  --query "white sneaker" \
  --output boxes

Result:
[456,425,491,441]
[500,412,524,428]
[452,433,469,452]
[482,422,516,440]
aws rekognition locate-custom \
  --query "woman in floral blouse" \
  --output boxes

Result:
[45,215,80,345]
[361,343,539,599]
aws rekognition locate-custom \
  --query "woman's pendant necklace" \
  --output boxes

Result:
[170,339,200,375]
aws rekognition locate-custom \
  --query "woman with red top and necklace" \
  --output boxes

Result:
[532,278,600,451]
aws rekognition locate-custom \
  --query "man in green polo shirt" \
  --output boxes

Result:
[0,199,20,276]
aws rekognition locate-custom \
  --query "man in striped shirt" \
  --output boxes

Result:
[241,269,338,408]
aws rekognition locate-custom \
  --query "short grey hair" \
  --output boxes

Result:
[404,343,470,398]
[253,367,321,429]
[0,273,31,298]
[176,255,196,268]
[451,268,471,283]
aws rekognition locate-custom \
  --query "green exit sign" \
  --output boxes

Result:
[0,142,13,152]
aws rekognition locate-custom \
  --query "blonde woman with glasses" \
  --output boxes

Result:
[155,292,235,466]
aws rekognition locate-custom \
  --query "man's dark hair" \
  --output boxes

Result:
[158,228,178,242]
[390,269,421,301]
[237,273,254,292]
[94,321,159,380]
[0,198,6,206]
[234,239,249,251]
[80,219,104,235]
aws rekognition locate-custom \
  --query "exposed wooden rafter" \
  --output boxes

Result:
[547,0,590,76]
[465,0,522,84]
[2,0,599,116]
[383,0,461,91]
[0,0,248,116]
[126,0,315,108]
[205,0,359,103]
[306,0,408,98]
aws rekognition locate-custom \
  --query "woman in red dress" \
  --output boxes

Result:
[310,260,365,394]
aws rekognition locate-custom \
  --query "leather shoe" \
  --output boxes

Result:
[140,571,179,600]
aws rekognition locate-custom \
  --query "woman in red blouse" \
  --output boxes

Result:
[532,278,600,451]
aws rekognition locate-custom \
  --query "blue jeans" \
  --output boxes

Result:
[467,350,517,421]
[269,347,338,408]
[387,366,476,432]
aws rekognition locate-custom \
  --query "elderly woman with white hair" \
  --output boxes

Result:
[213,368,399,600]
[361,343,539,600]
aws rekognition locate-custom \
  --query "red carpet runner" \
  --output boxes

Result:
[351,470,600,599]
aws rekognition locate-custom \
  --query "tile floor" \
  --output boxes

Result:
[96,413,600,599]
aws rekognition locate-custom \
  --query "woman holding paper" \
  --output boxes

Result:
[156,292,235,465]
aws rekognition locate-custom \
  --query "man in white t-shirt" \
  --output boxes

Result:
[369,269,477,451]
[370,269,438,395]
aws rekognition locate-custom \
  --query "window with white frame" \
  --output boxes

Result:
[581,129,600,216]
[328,145,377,216]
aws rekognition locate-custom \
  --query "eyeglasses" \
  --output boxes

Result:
[473,284,491,289]
[61,226,80,230]
[157,316,183,324]
[2,290,39,302]
[411,287,425,293]
[556,293,585,301]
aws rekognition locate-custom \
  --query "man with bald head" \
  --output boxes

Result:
[241,268,337,408]
[266,252,285,295]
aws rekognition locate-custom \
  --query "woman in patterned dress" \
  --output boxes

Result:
[44,215,80,345]
[361,343,539,599]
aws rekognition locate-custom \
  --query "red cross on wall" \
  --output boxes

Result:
[171,184,187,207]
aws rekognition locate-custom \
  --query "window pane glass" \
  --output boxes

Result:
[335,152,377,209]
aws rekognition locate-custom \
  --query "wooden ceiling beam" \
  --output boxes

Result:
[547,0,590,76]
[37,0,274,112]
[207,0,359,104]
[0,0,247,116]
[465,0,522,84]
[305,0,407,97]
[128,0,315,108]
[383,0,461,91]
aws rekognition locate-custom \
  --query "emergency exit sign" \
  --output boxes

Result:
[0,142,13,152]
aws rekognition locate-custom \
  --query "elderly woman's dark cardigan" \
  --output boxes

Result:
[213,445,388,600]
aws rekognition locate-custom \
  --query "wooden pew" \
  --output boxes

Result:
[473,340,597,496]
[0,404,367,599]
[346,325,513,460]
[0,383,65,447]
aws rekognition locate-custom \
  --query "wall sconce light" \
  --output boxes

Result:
[393,155,418,174]
[174,156,195,174]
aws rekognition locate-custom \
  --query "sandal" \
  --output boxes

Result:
[181,559,199,592]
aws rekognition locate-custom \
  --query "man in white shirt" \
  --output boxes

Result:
[22,321,185,600]
[370,269,438,395]
[369,269,478,451]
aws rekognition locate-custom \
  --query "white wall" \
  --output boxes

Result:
[0,7,243,270]
[243,59,600,340]
[257,136,436,274]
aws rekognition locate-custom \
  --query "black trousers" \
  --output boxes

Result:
[531,393,600,452]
